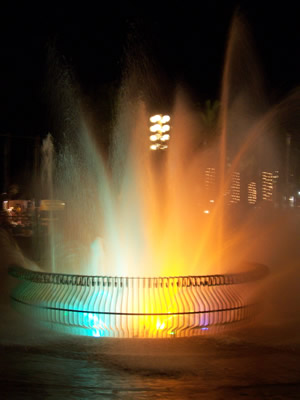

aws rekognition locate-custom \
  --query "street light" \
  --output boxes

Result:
[149,114,171,150]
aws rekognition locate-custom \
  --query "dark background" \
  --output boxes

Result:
[0,1,299,193]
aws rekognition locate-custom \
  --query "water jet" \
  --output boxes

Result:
[8,14,296,339]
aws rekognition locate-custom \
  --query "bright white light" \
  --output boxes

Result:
[150,134,159,141]
[298,191,300,196]
[209,199,215,203]
[161,134,170,141]
[161,124,170,132]
[149,114,171,150]
[161,115,170,123]
[289,196,294,202]
[156,320,166,330]
[150,124,161,132]
[150,114,162,123]
[203,210,210,214]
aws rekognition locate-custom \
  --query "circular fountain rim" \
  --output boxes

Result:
[8,263,269,286]
[8,263,269,337]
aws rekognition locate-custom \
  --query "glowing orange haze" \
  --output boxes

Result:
[50,15,296,279]
[96,93,234,278]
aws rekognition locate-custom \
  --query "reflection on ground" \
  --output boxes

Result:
[1,300,300,399]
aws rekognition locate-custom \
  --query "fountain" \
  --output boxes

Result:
[9,14,298,338]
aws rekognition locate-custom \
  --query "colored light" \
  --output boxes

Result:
[9,264,269,338]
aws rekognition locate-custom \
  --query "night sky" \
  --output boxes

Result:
[0,0,299,189]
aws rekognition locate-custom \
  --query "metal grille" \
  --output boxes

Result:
[9,264,268,338]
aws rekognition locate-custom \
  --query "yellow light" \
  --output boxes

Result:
[161,134,170,141]
[150,114,162,123]
[150,124,161,133]
[150,144,159,150]
[161,115,170,123]
[203,210,210,214]
[209,200,214,203]
[150,134,159,141]
[161,124,170,132]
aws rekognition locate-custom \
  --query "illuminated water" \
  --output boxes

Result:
[1,13,300,398]
[10,14,295,340]
[37,15,299,282]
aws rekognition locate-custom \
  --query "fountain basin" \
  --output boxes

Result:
[8,264,268,338]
